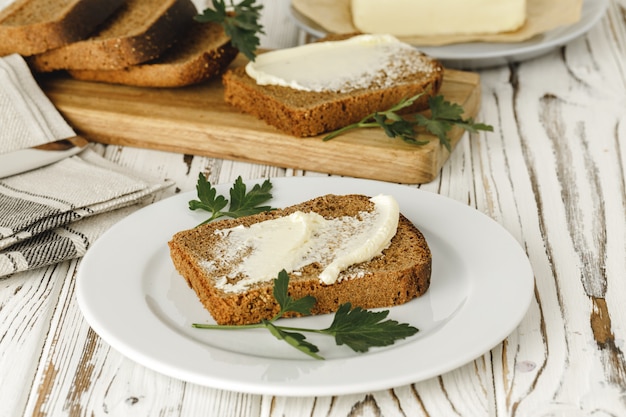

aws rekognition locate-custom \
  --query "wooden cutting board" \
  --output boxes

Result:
[39,65,481,184]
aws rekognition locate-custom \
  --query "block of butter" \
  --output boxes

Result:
[351,0,527,37]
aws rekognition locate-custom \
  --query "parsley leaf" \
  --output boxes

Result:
[188,173,274,224]
[223,176,274,218]
[273,269,317,316]
[188,173,228,218]
[323,93,493,151]
[414,113,454,151]
[322,93,425,142]
[415,95,496,151]
[263,320,323,360]
[192,270,419,359]
[373,113,421,144]
[195,0,264,61]
[324,303,418,352]
[429,94,464,120]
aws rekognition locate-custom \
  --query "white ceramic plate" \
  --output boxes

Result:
[76,177,534,396]
[289,0,608,69]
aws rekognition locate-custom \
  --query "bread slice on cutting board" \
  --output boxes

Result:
[222,34,444,137]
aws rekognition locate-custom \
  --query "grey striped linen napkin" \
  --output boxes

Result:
[0,54,173,277]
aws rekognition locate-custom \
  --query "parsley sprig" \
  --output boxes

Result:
[192,270,419,359]
[323,93,493,152]
[188,174,274,224]
[195,0,264,61]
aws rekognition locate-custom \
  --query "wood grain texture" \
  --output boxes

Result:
[38,65,480,185]
[2,0,626,416]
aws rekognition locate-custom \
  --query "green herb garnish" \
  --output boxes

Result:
[188,174,274,224]
[323,93,493,152]
[192,270,419,360]
[195,0,264,62]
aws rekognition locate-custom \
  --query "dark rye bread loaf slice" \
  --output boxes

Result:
[28,0,197,72]
[222,40,444,137]
[0,0,125,56]
[66,21,238,87]
[168,194,432,326]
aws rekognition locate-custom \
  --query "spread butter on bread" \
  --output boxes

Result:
[222,34,444,137]
[168,194,432,326]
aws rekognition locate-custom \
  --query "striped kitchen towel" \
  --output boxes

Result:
[0,54,172,277]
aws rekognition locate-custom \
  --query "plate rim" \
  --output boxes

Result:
[76,176,535,396]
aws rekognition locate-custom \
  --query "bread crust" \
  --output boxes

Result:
[168,194,432,325]
[222,46,444,137]
[0,0,126,56]
[66,22,239,87]
[28,0,197,71]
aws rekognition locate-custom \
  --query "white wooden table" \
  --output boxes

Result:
[2,1,626,416]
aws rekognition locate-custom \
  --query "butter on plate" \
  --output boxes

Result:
[352,0,526,37]
[291,0,583,46]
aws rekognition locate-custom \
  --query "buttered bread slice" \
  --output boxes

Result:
[222,34,443,137]
[168,194,432,326]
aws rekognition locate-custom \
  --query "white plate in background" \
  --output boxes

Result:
[289,0,609,69]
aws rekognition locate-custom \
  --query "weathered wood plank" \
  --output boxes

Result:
[0,264,70,417]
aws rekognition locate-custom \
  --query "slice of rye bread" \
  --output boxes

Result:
[66,21,238,87]
[168,194,432,326]
[221,41,444,137]
[0,0,125,56]
[28,0,197,72]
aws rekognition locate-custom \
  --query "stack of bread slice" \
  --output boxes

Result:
[0,0,126,56]
[65,20,238,88]
[0,0,238,87]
